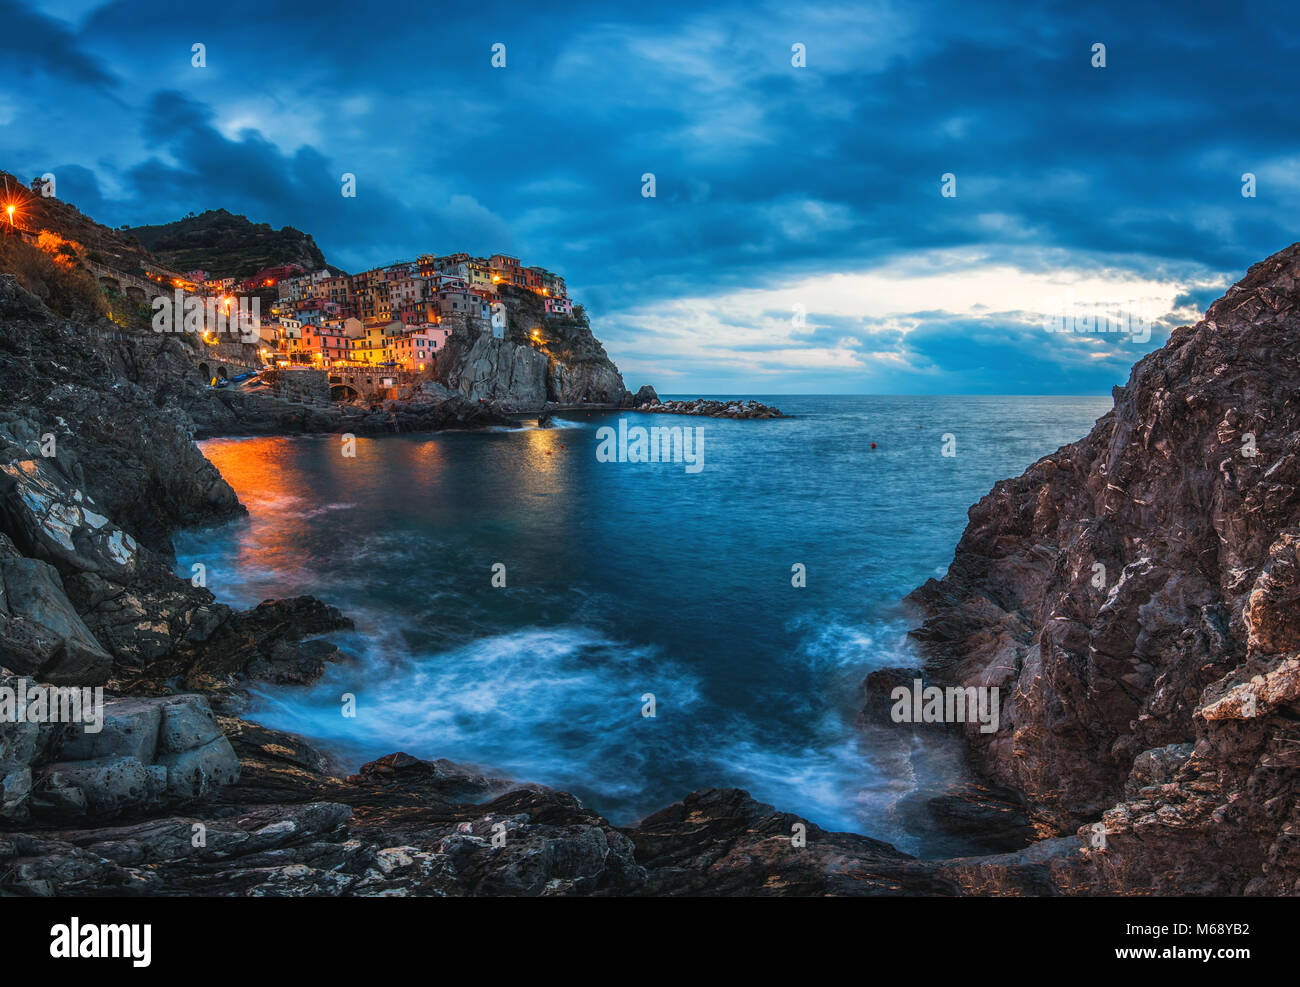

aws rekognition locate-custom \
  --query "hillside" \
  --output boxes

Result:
[127,208,328,277]
[0,170,156,277]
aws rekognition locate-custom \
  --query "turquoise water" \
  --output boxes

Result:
[174,394,1111,854]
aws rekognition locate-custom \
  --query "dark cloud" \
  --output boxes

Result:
[2,0,1296,391]
[0,0,119,90]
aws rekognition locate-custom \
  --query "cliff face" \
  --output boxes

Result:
[434,285,628,409]
[908,242,1300,894]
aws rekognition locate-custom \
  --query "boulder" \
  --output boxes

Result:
[0,556,112,684]
[633,384,659,407]
[21,691,239,822]
[55,696,161,763]
[36,756,168,816]
[157,736,240,799]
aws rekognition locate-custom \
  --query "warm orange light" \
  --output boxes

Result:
[5,204,14,224]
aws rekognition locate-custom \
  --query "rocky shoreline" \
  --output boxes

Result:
[4,235,1300,894]
[626,385,785,419]
[895,244,1300,895]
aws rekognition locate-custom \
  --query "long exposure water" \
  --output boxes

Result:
[174,394,1110,855]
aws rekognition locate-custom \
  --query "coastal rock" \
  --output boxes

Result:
[3,685,240,824]
[905,241,1300,893]
[0,557,112,684]
[632,384,659,407]
[147,596,356,691]
[634,397,784,419]
[433,284,627,410]
[0,736,983,897]
[629,787,954,896]
[439,332,549,409]
[0,457,137,578]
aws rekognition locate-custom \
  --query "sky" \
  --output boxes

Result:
[2,0,1298,394]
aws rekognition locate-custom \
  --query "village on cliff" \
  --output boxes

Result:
[2,176,578,403]
[156,251,575,395]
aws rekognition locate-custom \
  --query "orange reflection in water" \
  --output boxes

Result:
[199,436,451,578]
[199,438,317,582]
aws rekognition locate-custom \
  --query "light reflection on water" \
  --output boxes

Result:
[176,395,1110,855]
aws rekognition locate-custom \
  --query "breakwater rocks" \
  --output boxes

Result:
[633,397,785,419]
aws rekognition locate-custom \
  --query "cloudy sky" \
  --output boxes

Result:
[2,0,1297,393]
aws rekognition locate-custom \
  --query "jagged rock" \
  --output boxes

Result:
[0,457,137,578]
[147,596,355,691]
[629,787,953,896]
[439,332,550,408]
[905,240,1300,893]
[0,557,112,684]
[895,783,1035,855]
[434,284,627,409]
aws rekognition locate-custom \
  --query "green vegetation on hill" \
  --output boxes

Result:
[128,208,327,278]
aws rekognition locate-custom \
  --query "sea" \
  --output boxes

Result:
[173,394,1111,856]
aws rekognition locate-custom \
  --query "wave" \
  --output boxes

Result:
[246,623,704,806]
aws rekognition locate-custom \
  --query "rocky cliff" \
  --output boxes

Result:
[434,284,629,409]
[906,242,1300,894]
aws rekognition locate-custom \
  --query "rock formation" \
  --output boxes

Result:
[905,242,1300,894]
[434,285,628,409]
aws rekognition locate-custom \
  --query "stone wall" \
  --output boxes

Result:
[269,367,330,405]
[327,367,429,403]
